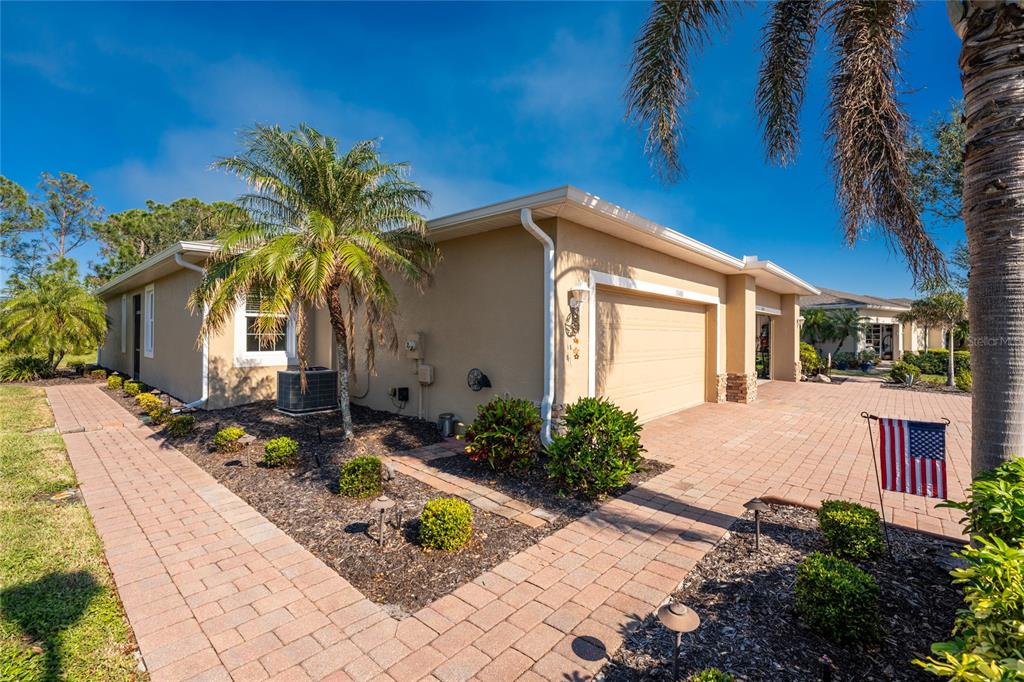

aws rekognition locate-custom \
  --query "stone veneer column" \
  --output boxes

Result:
[724,274,757,403]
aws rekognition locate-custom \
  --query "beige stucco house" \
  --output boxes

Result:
[799,288,949,361]
[96,187,818,431]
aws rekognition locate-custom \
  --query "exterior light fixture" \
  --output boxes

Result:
[568,283,590,309]
[369,495,395,548]
[656,601,701,680]
[743,498,770,551]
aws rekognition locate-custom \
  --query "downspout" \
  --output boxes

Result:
[174,253,209,410]
[519,208,554,446]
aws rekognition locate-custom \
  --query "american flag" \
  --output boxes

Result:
[878,417,948,499]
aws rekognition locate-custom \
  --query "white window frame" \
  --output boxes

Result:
[143,285,155,358]
[233,296,297,368]
[120,295,127,353]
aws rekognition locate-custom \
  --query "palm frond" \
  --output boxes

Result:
[625,0,732,180]
[826,0,945,281]
[756,0,824,166]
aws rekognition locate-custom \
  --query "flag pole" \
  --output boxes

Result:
[861,412,894,559]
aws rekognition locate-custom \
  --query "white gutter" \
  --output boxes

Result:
[174,253,209,410]
[520,208,555,446]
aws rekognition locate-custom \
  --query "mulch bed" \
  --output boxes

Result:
[429,455,672,524]
[98,390,560,612]
[604,504,962,682]
[882,381,969,396]
[13,369,100,387]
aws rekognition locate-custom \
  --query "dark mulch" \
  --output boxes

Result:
[100,390,556,612]
[882,381,969,396]
[13,369,100,387]
[429,455,672,524]
[604,504,962,682]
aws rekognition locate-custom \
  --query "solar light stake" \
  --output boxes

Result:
[743,498,770,552]
[369,496,395,548]
[656,602,700,679]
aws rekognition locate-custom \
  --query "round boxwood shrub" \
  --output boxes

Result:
[338,456,382,497]
[545,396,645,498]
[213,426,246,452]
[135,393,169,424]
[419,497,473,551]
[106,374,124,390]
[123,380,144,397]
[817,500,885,560]
[89,368,107,380]
[164,414,195,438]
[889,360,921,384]
[795,552,879,643]
[263,436,299,467]
[464,396,541,472]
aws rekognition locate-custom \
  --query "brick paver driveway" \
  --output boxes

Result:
[47,378,970,681]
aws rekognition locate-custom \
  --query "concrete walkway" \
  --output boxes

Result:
[47,379,970,681]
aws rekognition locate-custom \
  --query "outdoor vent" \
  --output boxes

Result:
[276,367,338,414]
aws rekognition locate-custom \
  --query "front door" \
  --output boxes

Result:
[756,314,772,380]
[132,294,142,378]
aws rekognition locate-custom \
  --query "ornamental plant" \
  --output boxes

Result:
[263,436,299,467]
[546,397,645,498]
[464,396,541,472]
[687,670,734,682]
[818,500,885,561]
[955,369,973,392]
[338,456,382,497]
[794,552,879,644]
[889,361,921,384]
[89,369,107,380]
[123,380,144,396]
[942,457,1024,545]
[213,426,246,452]
[419,497,473,551]
[0,356,52,382]
[799,342,819,376]
[106,374,123,390]
[135,393,169,424]
[164,414,196,438]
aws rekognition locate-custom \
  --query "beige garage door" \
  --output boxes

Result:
[595,287,707,422]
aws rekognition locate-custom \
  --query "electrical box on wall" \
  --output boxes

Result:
[404,333,423,359]
[417,364,434,385]
[389,386,410,402]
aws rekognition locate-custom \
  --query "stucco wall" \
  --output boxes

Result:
[755,288,781,311]
[345,225,544,426]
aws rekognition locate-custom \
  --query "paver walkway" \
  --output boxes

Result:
[47,379,970,681]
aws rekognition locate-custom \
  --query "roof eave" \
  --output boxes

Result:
[94,241,217,297]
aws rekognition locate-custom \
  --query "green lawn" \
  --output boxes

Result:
[58,353,97,370]
[920,373,951,386]
[0,386,142,681]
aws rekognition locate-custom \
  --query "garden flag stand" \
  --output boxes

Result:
[860,412,951,558]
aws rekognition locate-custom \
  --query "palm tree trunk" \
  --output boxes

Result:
[326,287,355,438]
[958,2,1024,474]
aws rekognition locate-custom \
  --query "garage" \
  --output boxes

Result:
[594,287,707,422]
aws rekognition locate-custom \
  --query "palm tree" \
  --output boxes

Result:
[800,308,832,346]
[826,308,867,355]
[0,258,106,373]
[899,290,968,386]
[189,125,438,438]
[625,1,1023,475]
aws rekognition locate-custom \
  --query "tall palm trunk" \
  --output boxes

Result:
[327,286,355,438]
[959,2,1024,473]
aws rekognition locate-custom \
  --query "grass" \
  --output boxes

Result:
[58,352,97,370]
[831,368,881,377]
[920,374,951,386]
[0,385,142,681]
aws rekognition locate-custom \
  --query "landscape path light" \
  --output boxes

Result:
[369,495,395,548]
[656,601,700,680]
[743,498,770,551]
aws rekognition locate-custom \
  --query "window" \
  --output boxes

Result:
[143,285,155,358]
[233,294,296,367]
[120,295,127,353]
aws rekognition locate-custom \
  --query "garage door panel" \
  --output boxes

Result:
[595,288,706,422]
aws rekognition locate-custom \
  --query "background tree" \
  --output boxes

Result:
[1,176,45,281]
[0,258,107,373]
[90,198,237,284]
[800,308,833,346]
[826,308,867,355]
[0,172,102,280]
[625,0,1024,475]
[899,289,968,386]
[189,125,438,440]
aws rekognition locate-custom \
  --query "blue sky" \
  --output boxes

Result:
[2,1,963,296]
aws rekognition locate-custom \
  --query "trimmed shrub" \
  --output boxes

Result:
[904,350,971,376]
[135,393,169,423]
[123,380,144,396]
[818,500,885,560]
[338,456,382,497]
[795,552,879,643]
[68,361,86,375]
[955,369,972,392]
[419,497,473,551]
[833,351,857,370]
[106,374,124,390]
[546,397,645,497]
[857,349,880,367]
[687,670,734,682]
[0,356,52,382]
[889,361,921,384]
[942,457,1024,545]
[799,342,820,376]
[213,426,246,452]
[263,436,299,467]
[464,396,541,472]
[164,414,195,438]
[916,537,1024,680]
[89,369,107,380]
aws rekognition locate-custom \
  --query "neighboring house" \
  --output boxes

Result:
[800,287,948,361]
[95,186,819,425]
